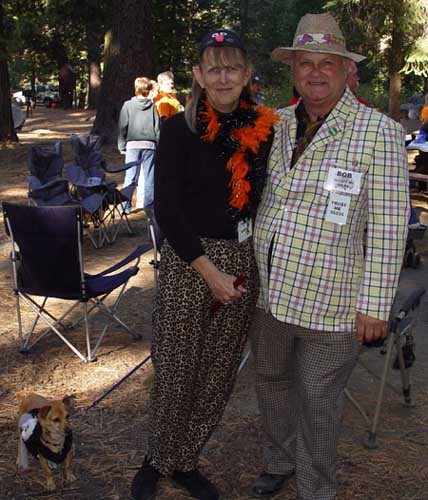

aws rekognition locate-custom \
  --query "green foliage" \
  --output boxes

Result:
[5,0,111,94]
[4,0,428,108]
[151,0,241,85]
[262,65,293,108]
[326,0,428,115]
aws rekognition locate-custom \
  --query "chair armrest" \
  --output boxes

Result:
[100,160,139,173]
[28,176,68,192]
[395,286,425,320]
[66,164,105,188]
[90,242,153,277]
[28,179,69,198]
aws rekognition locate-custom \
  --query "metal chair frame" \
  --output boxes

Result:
[345,286,425,448]
[4,203,151,362]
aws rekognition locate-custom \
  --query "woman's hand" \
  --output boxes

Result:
[191,255,246,304]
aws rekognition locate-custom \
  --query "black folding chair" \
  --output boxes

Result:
[345,286,425,448]
[3,202,152,362]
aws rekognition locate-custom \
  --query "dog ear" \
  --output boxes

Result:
[38,405,52,419]
[62,395,75,410]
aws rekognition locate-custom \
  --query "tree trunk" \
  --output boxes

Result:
[87,32,102,110]
[0,61,18,141]
[388,3,403,122]
[0,2,18,142]
[88,60,102,110]
[92,0,152,143]
[240,0,249,38]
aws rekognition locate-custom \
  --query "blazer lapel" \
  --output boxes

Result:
[296,88,358,162]
[269,107,296,177]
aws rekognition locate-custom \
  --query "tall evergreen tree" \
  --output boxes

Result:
[327,0,428,120]
[0,2,18,142]
[91,0,152,142]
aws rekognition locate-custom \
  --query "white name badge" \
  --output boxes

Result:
[324,167,362,195]
[238,218,252,243]
[325,192,351,225]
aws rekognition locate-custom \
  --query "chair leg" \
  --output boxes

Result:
[18,294,87,362]
[149,223,159,283]
[21,297,80,351]
[21,297,48,351]
[109,205,134,243]
[344,387,371,427]
[15,293,24,348]
[92,289,140,339]
[83,302,94,362]
[364,332,395,449]
[395,334,414,407]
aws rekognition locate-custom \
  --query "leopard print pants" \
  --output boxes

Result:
[147,237,259,474]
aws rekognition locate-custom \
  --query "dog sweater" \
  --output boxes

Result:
[19,410,73,465]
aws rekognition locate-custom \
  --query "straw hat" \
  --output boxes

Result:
[272,13,365,64]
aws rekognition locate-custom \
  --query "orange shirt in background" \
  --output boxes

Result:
[420,105,428,125]
[154,91,182,121]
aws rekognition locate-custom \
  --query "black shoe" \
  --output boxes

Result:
[172,469,220,500]
[131,459,161,500]
[251,472,292,498]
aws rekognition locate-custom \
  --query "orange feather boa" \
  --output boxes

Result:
[200,100,279,211]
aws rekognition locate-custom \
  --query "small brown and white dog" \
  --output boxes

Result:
[17,393,75,491]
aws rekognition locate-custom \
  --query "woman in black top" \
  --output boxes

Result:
[131,29,277,500]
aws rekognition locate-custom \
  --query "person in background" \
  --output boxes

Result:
[346,60,369,105]
[149,80,159,101]
[130,29,277,500]
[251,12,409,500]
[251,71,264,104]
[287,86,300,106]
[419,93,428,130]
[153,71,182,122]
[118,77,160,214]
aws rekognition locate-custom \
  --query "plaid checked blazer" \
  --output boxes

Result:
[254,88,409,332]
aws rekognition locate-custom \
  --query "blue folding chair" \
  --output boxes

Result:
[28,142,109,249]
[67,134,139,243]
[27,142,70,207]
[3,202,152,362]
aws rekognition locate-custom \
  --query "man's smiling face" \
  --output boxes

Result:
[293,50,350,114]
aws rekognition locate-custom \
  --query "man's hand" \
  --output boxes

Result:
[355,312,388,344]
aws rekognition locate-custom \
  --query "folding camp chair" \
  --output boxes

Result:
[67,134,139,243]
[27,142,70,207]
[3,202,152,363]
[28,142,109,249]
[345,285,425,448]
[144,208,161,282]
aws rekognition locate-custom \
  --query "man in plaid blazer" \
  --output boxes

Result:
[251,13,409,500]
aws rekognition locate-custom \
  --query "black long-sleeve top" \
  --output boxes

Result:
[154,112,272,263]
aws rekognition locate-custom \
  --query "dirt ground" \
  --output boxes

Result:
[1,107,428,500]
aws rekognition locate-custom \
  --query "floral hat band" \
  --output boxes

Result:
[271,13,366,64]
[295,33,345,49]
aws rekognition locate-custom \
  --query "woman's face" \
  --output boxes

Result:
[193,47,250,113]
